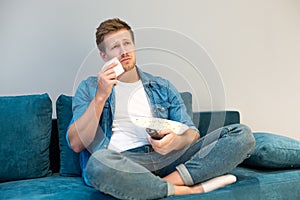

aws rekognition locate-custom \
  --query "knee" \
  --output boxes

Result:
[234,124,256,154]
[86,149,120,185]
[241,124,255,142]
[223,124,255,151]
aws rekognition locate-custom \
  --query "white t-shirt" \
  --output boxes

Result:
[108,80,152,152]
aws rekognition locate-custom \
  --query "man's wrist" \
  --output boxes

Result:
[94,93,106,104]
[192,130,200,142]
[92,94,107,117]
[186,129,199,143]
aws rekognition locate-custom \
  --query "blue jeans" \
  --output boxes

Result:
[86,124,255,200]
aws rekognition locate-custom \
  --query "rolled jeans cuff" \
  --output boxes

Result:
[176,164,194,186]
[167,182,174,196]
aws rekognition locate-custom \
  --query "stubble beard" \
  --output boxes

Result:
[123,59,136,72]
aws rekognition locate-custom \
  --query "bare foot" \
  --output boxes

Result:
[174,185,203,196]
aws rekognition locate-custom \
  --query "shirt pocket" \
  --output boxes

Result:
[153,102,170,119]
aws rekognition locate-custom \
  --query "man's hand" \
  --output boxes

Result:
[96,62,118,101]
[148,128,199,155]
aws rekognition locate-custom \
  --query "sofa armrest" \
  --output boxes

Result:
[192,111,240,137]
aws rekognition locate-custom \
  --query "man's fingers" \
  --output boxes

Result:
[158,129,172,135]
[106,72,117,80]
[98,67,117,80]
[149,134,171,147]
[103,62,118,71]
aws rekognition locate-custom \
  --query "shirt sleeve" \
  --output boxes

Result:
[167,81,199,133]
[66,78,97,147]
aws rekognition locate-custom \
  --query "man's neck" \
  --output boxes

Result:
[117,67,140,83]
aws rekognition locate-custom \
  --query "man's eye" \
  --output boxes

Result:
[124,41,131,45]
[112,45,119,49]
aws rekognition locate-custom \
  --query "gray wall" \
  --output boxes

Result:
[1,0,299,140]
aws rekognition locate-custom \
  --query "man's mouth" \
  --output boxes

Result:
[120,57,130,63]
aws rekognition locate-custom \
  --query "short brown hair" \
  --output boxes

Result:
[95,18,134,52]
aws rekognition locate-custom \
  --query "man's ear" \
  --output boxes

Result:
[100,51,109,62]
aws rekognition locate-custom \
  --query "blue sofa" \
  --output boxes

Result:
[1,93,300,200]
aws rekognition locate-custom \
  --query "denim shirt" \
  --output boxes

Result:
[67,66,198,186]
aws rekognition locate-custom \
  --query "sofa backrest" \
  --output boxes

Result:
[0,93,240,180]
[52,93,240,175]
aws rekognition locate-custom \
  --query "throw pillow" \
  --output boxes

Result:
[242,132,300,169]
[0,93,52,182]
[56,94,81,176]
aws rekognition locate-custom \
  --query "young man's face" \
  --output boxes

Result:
[101,29,136,72]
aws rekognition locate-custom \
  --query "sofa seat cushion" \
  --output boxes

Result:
[0,175,115,200]
[162,167,300,200]
[1,168,300,200]
[0,94,52,182]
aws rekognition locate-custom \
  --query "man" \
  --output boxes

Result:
[67,18,255,199]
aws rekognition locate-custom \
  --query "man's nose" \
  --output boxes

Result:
[120,44,127,55]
